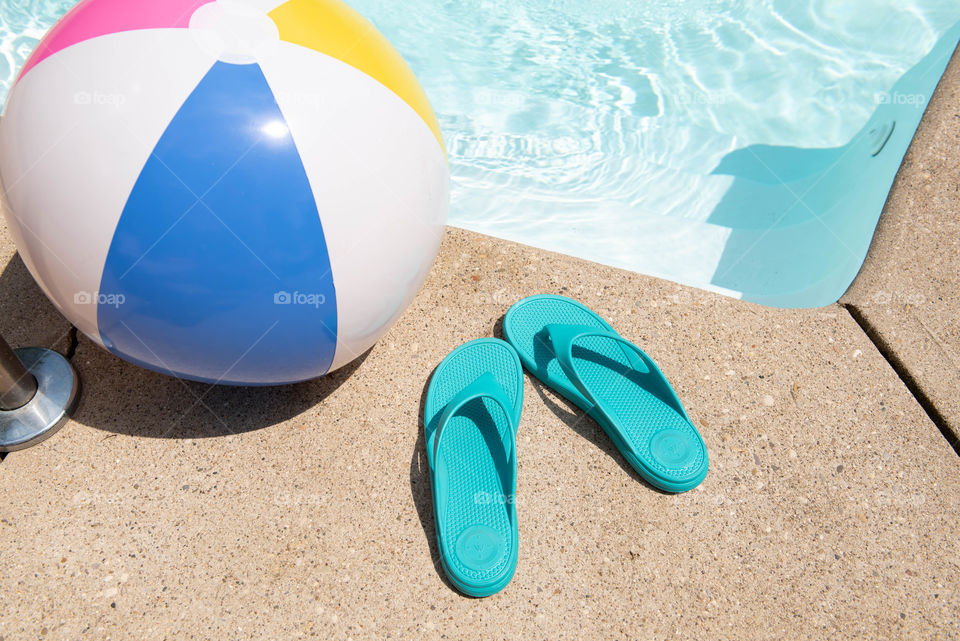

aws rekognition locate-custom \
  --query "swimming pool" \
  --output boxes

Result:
[3,1,960,307]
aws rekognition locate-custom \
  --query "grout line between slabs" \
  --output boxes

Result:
[843,302,960,458]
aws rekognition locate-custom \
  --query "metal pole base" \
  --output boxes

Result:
[0,348,79,452]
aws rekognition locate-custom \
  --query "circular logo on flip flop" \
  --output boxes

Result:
[650,430,695,468]
[455,525,504,571]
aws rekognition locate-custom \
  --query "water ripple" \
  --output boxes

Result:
[0,0,74,99]
[2,0,959,294]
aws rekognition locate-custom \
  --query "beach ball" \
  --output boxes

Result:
[0,0,448,385]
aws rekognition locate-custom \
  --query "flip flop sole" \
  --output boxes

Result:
[504,296,708,493]
[424,338,522,596]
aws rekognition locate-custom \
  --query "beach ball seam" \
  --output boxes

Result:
[13,0,444,154]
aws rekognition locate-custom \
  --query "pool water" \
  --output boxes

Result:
[3,0,960,307]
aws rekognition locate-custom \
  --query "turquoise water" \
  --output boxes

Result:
[3,1,960,306]
[0,0,62,92]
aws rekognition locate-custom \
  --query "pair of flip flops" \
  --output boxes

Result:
[424,295,709,597]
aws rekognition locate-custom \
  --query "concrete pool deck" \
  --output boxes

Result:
[1,50,959,641]
[841,41,960,448]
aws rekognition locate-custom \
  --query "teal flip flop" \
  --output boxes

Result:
[424,338,523,597]
[503,295,707,493]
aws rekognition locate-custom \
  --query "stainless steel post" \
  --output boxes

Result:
[0,333,79,452]
[0,334,38,410]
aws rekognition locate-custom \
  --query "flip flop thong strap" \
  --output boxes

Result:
[432,372,518,521]
[543,323,679,448]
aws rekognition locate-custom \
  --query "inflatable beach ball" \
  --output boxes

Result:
[0,0,448,385]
